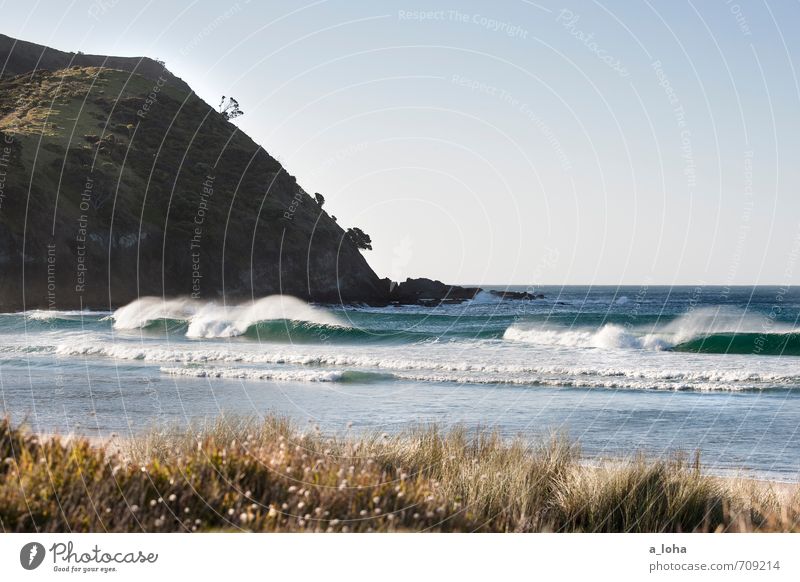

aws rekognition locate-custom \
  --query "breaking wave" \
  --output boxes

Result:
[111,296,348,339]
[108,296,502,343]
[503,324,670,350]
[503,307,800,355]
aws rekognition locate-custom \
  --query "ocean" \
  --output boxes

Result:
[1,285,798,481]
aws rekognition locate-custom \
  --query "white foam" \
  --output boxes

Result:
[111,296,346,338]
[470,290,501,304]
[390,371,763,392]
[53,341,800,389]
[503,324,671,350]
[160,366,346,383]
[22,309,112,321]
[156,363,766,392]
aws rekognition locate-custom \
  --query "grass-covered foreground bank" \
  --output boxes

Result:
[1,417,797,532]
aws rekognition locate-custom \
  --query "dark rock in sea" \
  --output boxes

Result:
[489,290,543,300]
[389,278,482,305]
[0,35,388,311]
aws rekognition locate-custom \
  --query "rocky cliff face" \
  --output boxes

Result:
[0,38,388,310]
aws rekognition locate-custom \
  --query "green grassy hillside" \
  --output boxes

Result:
[0,64,386,309]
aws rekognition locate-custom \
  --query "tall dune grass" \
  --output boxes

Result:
[1,417,797,532]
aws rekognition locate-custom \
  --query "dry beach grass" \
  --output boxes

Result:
[1,416,798,532]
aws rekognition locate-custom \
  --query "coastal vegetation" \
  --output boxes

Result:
[1,416,796,532]
[345,227,373,251]
[217,95,244,120]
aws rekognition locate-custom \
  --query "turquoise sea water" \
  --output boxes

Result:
[1,286,799,480]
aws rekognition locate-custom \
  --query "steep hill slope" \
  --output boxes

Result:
[0,61,387,310]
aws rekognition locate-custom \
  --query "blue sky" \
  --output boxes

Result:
[3,0,799,285]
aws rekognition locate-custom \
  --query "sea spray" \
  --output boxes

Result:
[111,295,346,338]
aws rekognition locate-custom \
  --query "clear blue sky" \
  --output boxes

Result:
[3,0,799,286]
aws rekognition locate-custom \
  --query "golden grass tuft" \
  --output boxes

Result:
[0,417,797,532]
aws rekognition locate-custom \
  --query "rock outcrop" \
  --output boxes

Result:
[387,278,481,305]
[489,290,544,300]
